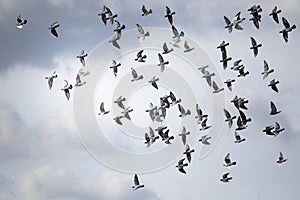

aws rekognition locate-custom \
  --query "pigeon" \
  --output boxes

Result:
[269,6,281,24]
[230,59,243,71]
[277,152,287,164]
[109,32,121,49]
[171,25,184,43]
[220,172,233,183]
[212,81,224,93]
[183,144,195,163]
[220,56,232,70]
[199,118,211,131]
[148,76,159,90]
[144,132,151,148]
[132,174,144,191]
[16,14,27,29]
[136,24,150,43]
[105,7,118,25]
[202,71,215,86]
[157,53,169,73]
[279,17,296,43]
[238,109,252,126]
[74,73,86,87]
[268,79,279,93]
[183,40,195,53]
[231,95,249,110]
[98,102,110,115]
[145,103,157,121]
[76,50,88,66]
[263,125,275,136]
[148,127,159,144]
[273,122,285,136]
[169,91,181,105]
[135,50,147,62]
[142,5,152,16]
[121,107,133,120]
[160,96,170,109]
[224,79,235,91]
[48,21,60,37]
[249,17,260,29]
[162,42,173,54]
[223,108,236,129]
[176,158,188,174]
[237,66,250,77]
[234,131,246,143]
[131,67,143,82]
[113,20,126,33]
[199,134,211,145]
[45,71,58,90]
[195,104,208,122]
[236,116,248,131]
[113,115,124,125]
[178,104,191,118]
[262,60,274,79]
[270,101,281,115]
[250,37,262,57]
[165,6,175,25]
[217,41,230,58]
[198,64,209,72]
[97,5,108,25]
[61,80,73,100]
[114,96,126,109]
[224,11,245,33]
[223,153,237,167]
[109,60,121,77]
[179,127,190,145]
[248,5,262,29]
[158,128,174,144]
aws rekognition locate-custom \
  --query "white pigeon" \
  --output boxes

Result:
[136,24,150,43]
[45,71,58,90]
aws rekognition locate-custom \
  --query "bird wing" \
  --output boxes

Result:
[51,29,58,37]
[158,53,164,63]
[224,16,231,26]
[100,102,105,112]
[224,153,231,163]
[137,50,144,58]
[184,40,190,50]
[235,131,241,140]
[223,108,231,119]
[263,60,269,72]
[131,68,138,78]
[134,174,139,186]
[172,25,179,36]
[270,101,277,113]
[165,6,171,15]
[136,24,144,34]
[282,17,290,28]
[250,37,257,46]
[142,5,147,14]
[145,133,150,143]
[212,81,219,91]
[162,42,168,52]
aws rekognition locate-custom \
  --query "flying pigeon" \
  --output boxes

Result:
[132,174,144,191]
[48,21,60,37]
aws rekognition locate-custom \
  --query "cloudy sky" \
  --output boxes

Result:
[0,0,299,199]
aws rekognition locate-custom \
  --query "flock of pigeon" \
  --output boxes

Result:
[17,3,295,190]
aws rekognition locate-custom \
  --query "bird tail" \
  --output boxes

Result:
[145,31,150,37]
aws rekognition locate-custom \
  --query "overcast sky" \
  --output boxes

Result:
[0,0,299,199]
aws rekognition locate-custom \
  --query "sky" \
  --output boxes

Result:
[0,0,300,199]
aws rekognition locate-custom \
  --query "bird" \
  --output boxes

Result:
[230,59,243,71]
[236,116,248,131]
[250,37,262,57]
[157,53,169,73]
[279,17,296,43]
[268,79,279,92]
[195,104,208,123]
[148,76,159,90]
[212,81,224,93]
[131,67,143,82]
[45,71,58,90]
[223,153,237,167]
[199,118,211,131]
[109,60,121,77]
[263,125,275,136]
[165,6,175,25]
[269,6,281,24]
[273,122,285,136]
[48,21,60,37]
[114,96,126,109]
[231,95,249,110]
[16,14,27,29]
[61,80,73,100]
[108,32,121,49]
[135,50,147,62]
[76,50,88,66]
[121,107,133,120]
[224,79,235,91]
[178,104,191,118]
[234,131,246,143]
[224,11,245,33]
[217,41,230,59]
[175,158,188,174]
[145,103,157,122]
[169,91,181,105]
[237,66,249,77]
[97,5,108,25]
[162,42,173,54]
[183,40,195,53]
[262,60,274,79]
[198,64,209,72]
[199,134,211,145]
[270,101,281,115]
[148,127,159,144]
[142,5,152,16]
[179,127,190,145]
[98,102,110,115]
[113,20,126,33]
[132,174,144,191]
[277,152,287,164]
[183,144,195,163]
[248,5,262,29]
[105,7,118,25]
[223,108,236,129]
[238,109,252,126]
[220,172,233,183]
[74,73,86,87]
[220,56,232,70]
[171,25,184,43]
[202,71,215,86]
[158,128,174,144]
[113,115,124,125]
[136,24,150,43]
